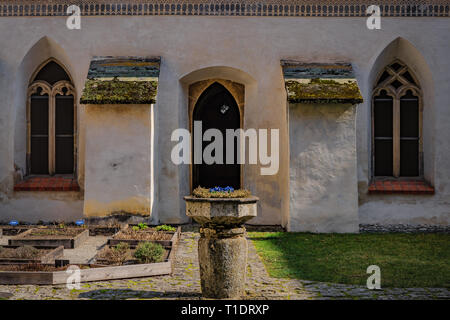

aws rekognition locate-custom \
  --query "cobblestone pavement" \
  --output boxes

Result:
[0,231,449,300]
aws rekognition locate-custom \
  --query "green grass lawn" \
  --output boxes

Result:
[248,232,450,288]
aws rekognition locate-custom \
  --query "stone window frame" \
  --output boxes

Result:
[26,58,77,176]
[371,59,423,179]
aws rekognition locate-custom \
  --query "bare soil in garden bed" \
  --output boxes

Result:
[0,246,53,259]
[112,229,173,241]
[0,245,64,265]
[0,226,35,236]
[1,224,126,237]
[88,225,124,236]
[9,228,89,249]
[19,227,86,239]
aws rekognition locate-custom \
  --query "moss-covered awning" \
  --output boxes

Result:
[281,60,363,104]
[80,56,160,104]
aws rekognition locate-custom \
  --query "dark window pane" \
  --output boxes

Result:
[30,95,48,174]
[390,62,402,71]
[55,94,74,174]
[401,71,417,86]
[33,61,70,85]
[400,140,419,176]
[31,137,48,174]
[30,95,48,135]
[390,79,403,89]
[375,140,393,176]
[374,90,393,176]
[374,92,393,137]
[377,71,390,85]
[55,95,74,135]
[400,91,419,138]
[55,137,74,174]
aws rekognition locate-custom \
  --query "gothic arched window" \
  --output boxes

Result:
[27,59,76,175]
[372,60,422,178]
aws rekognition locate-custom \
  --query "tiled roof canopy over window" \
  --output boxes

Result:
[281,60,363,104]
[0,1,449,17]
[80,57,160,105]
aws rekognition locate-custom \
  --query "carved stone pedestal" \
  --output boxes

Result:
[184,196,259,299]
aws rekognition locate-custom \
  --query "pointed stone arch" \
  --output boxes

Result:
[184,69,249,193]
[368,37,434,184]
[191,82,242,190]
[189,79,245,129]
[29,57,74,86]
[372,60,423,178]
[14,37,77,179]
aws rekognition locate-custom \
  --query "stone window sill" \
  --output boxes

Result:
[368,179,434,195]
[14,176,80,192]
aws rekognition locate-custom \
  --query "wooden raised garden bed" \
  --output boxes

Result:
[0,224,124,237]
[88,225,126,236]
[1,223,129,237]
[108,226,181,248]
[9,228,89,249]
[95,245,171,265]
[0,245,64,264]
[0,225,35,236]
[0,248,175,285]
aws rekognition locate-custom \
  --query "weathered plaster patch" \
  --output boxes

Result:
[289,103,359,233]
[0,192,83,223]
[83,104,152,219]
[83,196,151,217]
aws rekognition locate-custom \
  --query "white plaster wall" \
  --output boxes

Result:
[0,16,448,227]
[289,103,359,233]
[0,192,83,223]
[83,104,152,217]
[359,195,449,226]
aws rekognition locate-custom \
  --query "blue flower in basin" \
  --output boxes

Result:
[209,186,234,193]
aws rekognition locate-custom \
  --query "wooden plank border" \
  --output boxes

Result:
[8,229,89,249]
[88,225,125,236]
[1,225,126,237]
[0,248,174,285]
[0,225,35,236]
[0,245,64,264]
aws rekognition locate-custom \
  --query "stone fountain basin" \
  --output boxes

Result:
[184,195,259,226]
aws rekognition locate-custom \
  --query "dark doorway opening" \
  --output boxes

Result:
[192,82,241,189]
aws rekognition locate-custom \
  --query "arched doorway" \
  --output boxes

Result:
[192,82,241,189]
